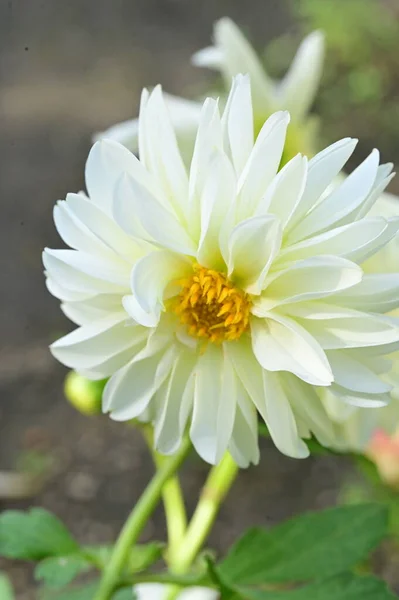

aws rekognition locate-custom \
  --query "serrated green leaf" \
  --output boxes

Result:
[0,573,15,600]
[35,554,91,588]
[237,573,396,599]
[218,504,387,586]
[0,508,79,560]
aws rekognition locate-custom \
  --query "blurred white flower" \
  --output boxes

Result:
[94,18,323,163]
[134,584,218,600]
[193,18,323,156]
[44,77,399,466]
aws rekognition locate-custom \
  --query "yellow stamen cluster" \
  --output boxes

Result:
[175,264,251,343]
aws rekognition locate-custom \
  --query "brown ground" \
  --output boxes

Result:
[0,1,397,598]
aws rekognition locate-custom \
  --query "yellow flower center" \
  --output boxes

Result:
[175,264,251,343]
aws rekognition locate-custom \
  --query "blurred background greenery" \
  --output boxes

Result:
[1,0,399,597]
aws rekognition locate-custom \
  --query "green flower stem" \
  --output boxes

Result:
[169,452,239,574]
[94,436,192,600]
[142,426,188,554]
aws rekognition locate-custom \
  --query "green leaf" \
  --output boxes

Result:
[238,573,396,599]
[0,574,15,600]
[40,581,99,600]
[218,504,387,586]
[205,555,236,600]
[84,542,163,573]
[0,508,79,560]
[35,555,91,588]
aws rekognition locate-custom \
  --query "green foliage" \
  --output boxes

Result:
[35,555,91,588]
[0,573,15,600]
[40,582,133,600]
[0,508,78,560]
[213,504,393,600]
[40,581,99,600]
[238,573,396,599]
[84,542,163,573]
[218,504,387,585]
[295,0,399,163]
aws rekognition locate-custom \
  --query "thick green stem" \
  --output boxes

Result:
[169,453,239,574]
[142,426,187,554]
[94,437,191,600]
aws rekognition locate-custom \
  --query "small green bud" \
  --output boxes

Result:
[64,371,107,415]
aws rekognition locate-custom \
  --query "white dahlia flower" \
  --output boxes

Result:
[44,76,399,467]
[95,18,323,163]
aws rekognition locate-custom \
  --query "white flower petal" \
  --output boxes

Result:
[54,201,114,258]
[61,193,144,262]
[227,215,282,294]
[45,277,94,302]
[61,294,123,326]
[139,86,189,218]
[192,46,223,68]
[332,273,399,313]
[251,314,333,386]
[281,373,336,447]
[43,249,128,295]
[78,340,148,379]
[93,118,139,153]
[262,371,310,458]
[189,98,223,240]
[291,304,399,349]
[277,31,324,121]
[228,386,260,467]
[355,163,395,219]
[50,314,136,370]
[277,217,394,266]
[154,350,198,455]
[105,345,178,421]
[330,385,390,409]
[131,251,191,317]
[288,138,358,226]
[122,295,160,328]
[44,248,131,287]
[256,154,308,228]
[85,139,157,214]
[222,74,254,176]
[189,345,237,464]
[289,149,380,242]
[326,350,391,394]
[237,111,290,220]
[225,339,308,458]
[257,256,362,310]
[212,17,273,115]
[197,150,237,270]
[113,173,196,256]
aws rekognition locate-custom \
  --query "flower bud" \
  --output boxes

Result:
[64,371,106,415]
[367,428,399,489]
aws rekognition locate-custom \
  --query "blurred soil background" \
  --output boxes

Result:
[1,0,399,597]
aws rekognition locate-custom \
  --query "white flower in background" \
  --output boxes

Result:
[134,584,218,600]
[95,18,323,163]
[193,18,324,158]
[44,76,399,467]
